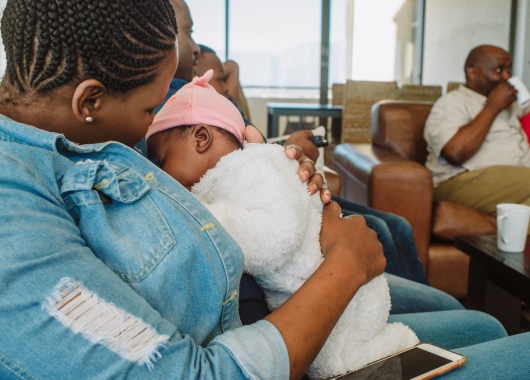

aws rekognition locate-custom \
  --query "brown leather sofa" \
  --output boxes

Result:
[333,100,496,298]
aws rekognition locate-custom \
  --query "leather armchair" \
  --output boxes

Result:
[333,100,496,298]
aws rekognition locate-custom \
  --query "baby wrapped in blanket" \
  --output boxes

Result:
[146,70,419,379]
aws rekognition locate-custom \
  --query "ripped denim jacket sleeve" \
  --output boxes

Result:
[0,117,289,380]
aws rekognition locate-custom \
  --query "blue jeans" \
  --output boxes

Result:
[239,273,464,325]
[444,332,530,379]
[333,195,430,285]
[241,262,527,379]
[386,273,464,314]
[390,311,530,379]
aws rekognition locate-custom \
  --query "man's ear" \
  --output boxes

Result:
[71,79,108,124]
[466,67,477,83]
[193,124,214,153]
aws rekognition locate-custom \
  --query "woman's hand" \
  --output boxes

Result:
[320,201,386,284]
[245,125,332,204]
[265,201,385,380]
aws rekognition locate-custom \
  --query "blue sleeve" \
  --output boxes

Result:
[0,146,289,380]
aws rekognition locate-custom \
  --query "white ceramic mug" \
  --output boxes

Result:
[497,203,530,252]
[508,76,530,108]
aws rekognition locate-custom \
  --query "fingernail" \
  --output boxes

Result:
[288,147,297,156]
[301,168,310,180]
[309,184,317,194]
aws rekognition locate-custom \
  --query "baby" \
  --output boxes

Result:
[146,70,418,379]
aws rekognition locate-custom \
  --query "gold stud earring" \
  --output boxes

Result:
[85,116,93,123]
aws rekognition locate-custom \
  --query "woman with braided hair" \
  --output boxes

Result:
[0,0,529,379]
[0,0,387,379]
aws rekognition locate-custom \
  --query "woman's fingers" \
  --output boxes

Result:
[284,130,319,162]
[307,170,323,195]
[285,144,329,198]
[320,188,332,204]
[320,202,386,283]
[286,144,315,178]
[285,144,303,160]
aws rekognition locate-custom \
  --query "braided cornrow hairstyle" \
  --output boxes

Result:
[1,0,178,93]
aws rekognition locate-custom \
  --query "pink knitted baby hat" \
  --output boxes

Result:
[146,70,245,143]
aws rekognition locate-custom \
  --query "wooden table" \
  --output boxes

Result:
[266,102,343,138]
[455,235,530,335]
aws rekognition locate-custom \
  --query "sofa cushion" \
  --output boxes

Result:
[432,201,496,242]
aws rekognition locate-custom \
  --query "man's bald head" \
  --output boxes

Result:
[465,45,508,73]
[464,45,512,96]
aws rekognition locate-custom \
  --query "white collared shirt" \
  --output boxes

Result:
[424,85,530,187]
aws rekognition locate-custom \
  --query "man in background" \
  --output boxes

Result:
[172,0,200,82]
[425,45,530,216]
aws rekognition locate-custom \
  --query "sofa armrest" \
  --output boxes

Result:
[333,143,433,268]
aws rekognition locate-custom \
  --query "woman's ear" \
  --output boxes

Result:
[193,124,214,153]
[71,79,108,124]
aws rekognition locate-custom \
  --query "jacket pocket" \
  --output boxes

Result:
[60,160,175,282]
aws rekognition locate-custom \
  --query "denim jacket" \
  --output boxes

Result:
[0,115,289,379]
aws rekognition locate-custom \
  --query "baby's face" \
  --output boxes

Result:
[161,125,240,190]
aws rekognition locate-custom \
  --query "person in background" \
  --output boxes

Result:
[196,44,252,127]
[224,59,243,103]
[196,45,230,98]
[425,45,530,216]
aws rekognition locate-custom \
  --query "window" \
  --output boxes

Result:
[228,0,321,88]
[188,0,323,88]
[330,0,348,86]
[351,0,417,83]
[187,0,226,59]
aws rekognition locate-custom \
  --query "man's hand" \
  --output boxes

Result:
[319,202,385,285]
[441,81,517,166]
[486,81,518,114]
[245,125,265,143]
[285,130,319,162]
[245,125,332,204]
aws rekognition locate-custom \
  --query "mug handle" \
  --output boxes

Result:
[497,214,509,244]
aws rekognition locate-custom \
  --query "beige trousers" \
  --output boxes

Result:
[434,165,530,216]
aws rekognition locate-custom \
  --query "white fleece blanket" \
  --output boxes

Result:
[191,143,419,379]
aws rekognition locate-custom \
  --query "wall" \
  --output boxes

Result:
[422,0,511,90]
[513,0,530,86]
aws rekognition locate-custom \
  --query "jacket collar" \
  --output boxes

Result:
[0,113,122,154]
